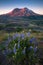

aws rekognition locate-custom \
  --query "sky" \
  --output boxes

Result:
[0,0,43,15]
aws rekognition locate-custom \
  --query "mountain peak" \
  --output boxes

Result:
[23,7,28,10]
[8,7,37,17]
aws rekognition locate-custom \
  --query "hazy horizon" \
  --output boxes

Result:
[0,0,43,15]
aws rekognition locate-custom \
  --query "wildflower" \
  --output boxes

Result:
[26,32,30,37]
[13,47,16,54]
[18,38,20,43]
[18,43,20,48]
[22,47,26,54]
[13,35,16,39]
[34,46,38,53]
[15,33,20,37]
[29,46,33,50]
[29,37,36,43]
[20,33,25,39]
[13,33,20,39]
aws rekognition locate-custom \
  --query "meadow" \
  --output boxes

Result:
[0,17,43,65]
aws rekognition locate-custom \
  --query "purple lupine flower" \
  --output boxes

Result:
[34,46,38,53]
[30,38,38,48]
[15,33,20,37]
[13,33,20,39]
[29,39,33,43]
[18,43,20,48]
[13,44,17,54]
[26,32,30,37]
[22,47,26,54]
[18,38,20,43]
[20,33,25,39]
[18,38,20,48]
[29,37,36,43]
[13,35,16,39]
[29,46,33,50]
[13,47,16,54]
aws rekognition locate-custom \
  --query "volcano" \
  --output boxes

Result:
[7,7,37,17]
[0,7,43,32]
[0,7,43,22]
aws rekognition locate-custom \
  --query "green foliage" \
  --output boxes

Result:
[7,36,38,65]
[0,32,39,65]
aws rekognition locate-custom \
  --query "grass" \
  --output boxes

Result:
[0,30,43,42]
[0,31,8,42]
